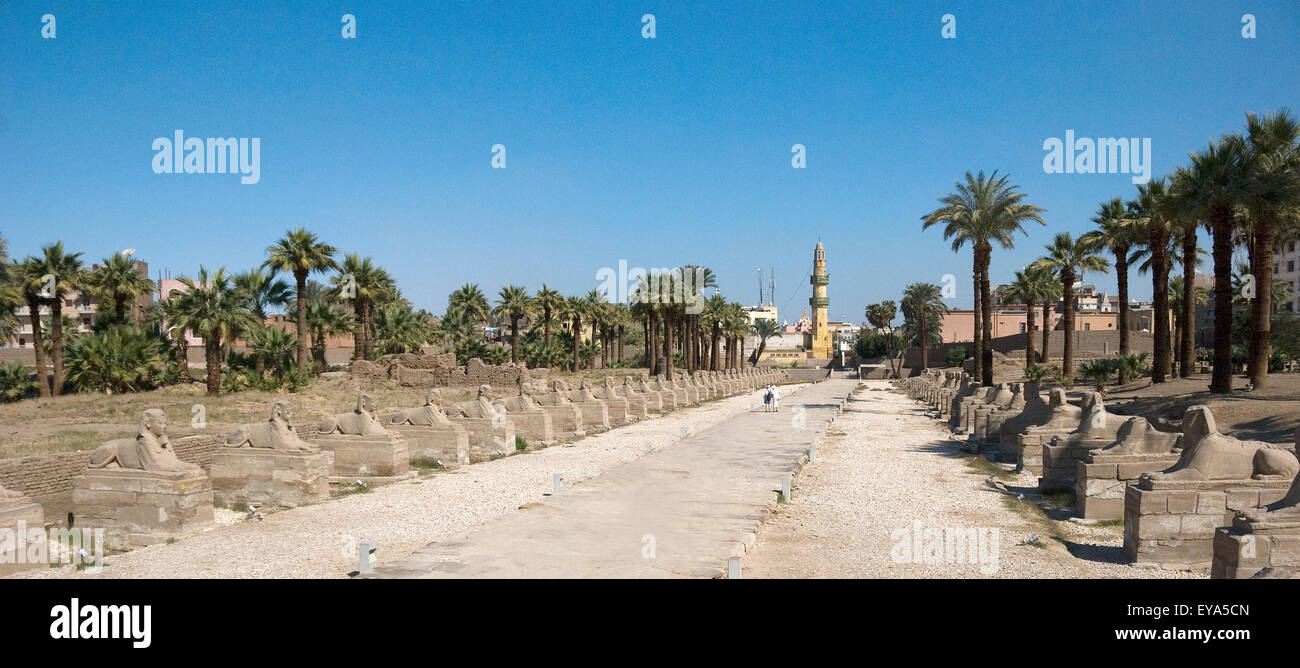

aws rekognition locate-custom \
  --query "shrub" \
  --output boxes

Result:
[1023,363,1052,382]
[945,346,967,368]
[1077,359,1117,392]
[0,361,36,402]
[64,326,166,394]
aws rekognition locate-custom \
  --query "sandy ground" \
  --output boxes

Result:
[23,386,786,579]
[742,382,1202,579]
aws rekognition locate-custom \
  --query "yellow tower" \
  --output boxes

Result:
[808,242,832,359]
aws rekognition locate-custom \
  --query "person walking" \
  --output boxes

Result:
[771,385,781,412]
[763,385,773,412]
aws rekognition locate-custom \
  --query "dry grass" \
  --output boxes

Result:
[0,366,753,459]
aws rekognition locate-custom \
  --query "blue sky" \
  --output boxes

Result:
[2,1,1298,322]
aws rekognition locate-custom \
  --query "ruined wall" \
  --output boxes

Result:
[351,353,549,389]
[0,434,224,524]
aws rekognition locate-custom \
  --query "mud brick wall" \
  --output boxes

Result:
[0,434,224,524]
[351,353,549,389]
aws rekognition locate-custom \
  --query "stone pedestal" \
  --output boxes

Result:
[0,496,45,577]
[311,434,410,477]
[538,405,584,441]
[601,397,630,426]
[505,411,554,448]
[574,402,610,431]
[1124,478,1293,571]
[210,448,334,509]
[1040,439,1117,491]
[623,393,649,419]
[448,417,515,462]
[1212,520,1300,579]
[71,469,214,551]
[390,424,470,465]
[1074,452,1181,520]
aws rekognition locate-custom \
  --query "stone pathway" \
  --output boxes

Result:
[368,380,855,578]
[741,382,1200,579]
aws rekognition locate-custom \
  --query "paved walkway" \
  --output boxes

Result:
[369,379,855,578]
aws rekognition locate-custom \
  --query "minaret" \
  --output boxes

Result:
[808,242,831,359]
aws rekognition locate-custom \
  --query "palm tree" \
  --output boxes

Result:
[306,301,353,371]
[232,268,291,373]
[922,170,1046,384]
[373,302,436,355]
[1240,109,1300,389]
[232,268,291,320]
[1169,275,1209,372]
[28,242,86,396]
[1132,178,1176,382]
[493,285,534,364]
[535,285,564,350]
[1000,268,1049,367]
[751,318,781,368]
[246,326,297,377]
[85,252,155,325]
[1081,197,1143,383]
[263,229,339,370]
[15,259,51,397]
[330,254,391,361]
[900,282,949,370]
[1034,233,1109,384]
[168,266,259,396]
[447,283,490,325]
[1169,137,1250,393]
[564,295,586,372]
[722,302,750,369]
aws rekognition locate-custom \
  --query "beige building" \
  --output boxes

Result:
[7,260,152,349]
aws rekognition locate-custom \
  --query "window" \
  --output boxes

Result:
[1290,261,1296,273]
[1084,323,1091,331]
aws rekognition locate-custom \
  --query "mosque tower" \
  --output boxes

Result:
[808,242,831,359]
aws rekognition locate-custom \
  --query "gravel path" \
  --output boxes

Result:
[27,387,791,579]
[742,382,1203,579]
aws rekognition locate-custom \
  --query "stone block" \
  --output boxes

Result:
[210,448,334,509]
[71,469,214,551]
[310,434,410,478]
[390,424,470,465]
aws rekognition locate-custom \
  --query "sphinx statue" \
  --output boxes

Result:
[318,393,390,437]
[1098,416,1182,456]
[446,385,499,419]
[1144,406,1300,482]
[389,389,455,426]
[226,399,316,450]
[568,378,611,430]
[489,380,554,446]
[89,409,202,474]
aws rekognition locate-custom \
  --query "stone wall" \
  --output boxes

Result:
[0,434,224,523]
[351,353,549,389]
[1124,480,1294,571]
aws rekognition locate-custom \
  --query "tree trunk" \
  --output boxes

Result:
[206,332,221,397]
[1150,229,1170,384]
[1209,210,1234,394]
[1180,224,1197,378]
[1024,298,1037,368]
[1249,216,1275,388]
[972,255,982,381]
[27,297,51,398]
[1041,300,1051,365]
[919,315,928,370]
[295,271,309,369]
[978,243,994,385]
[572,317,581,372]
[510,314,520,364]
[352,299,364,362]
[662,313,673,379]
[1116,250,1131,383]
[544,307,552,349]
[1062,270,1076,383]
[50,307,65,396]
